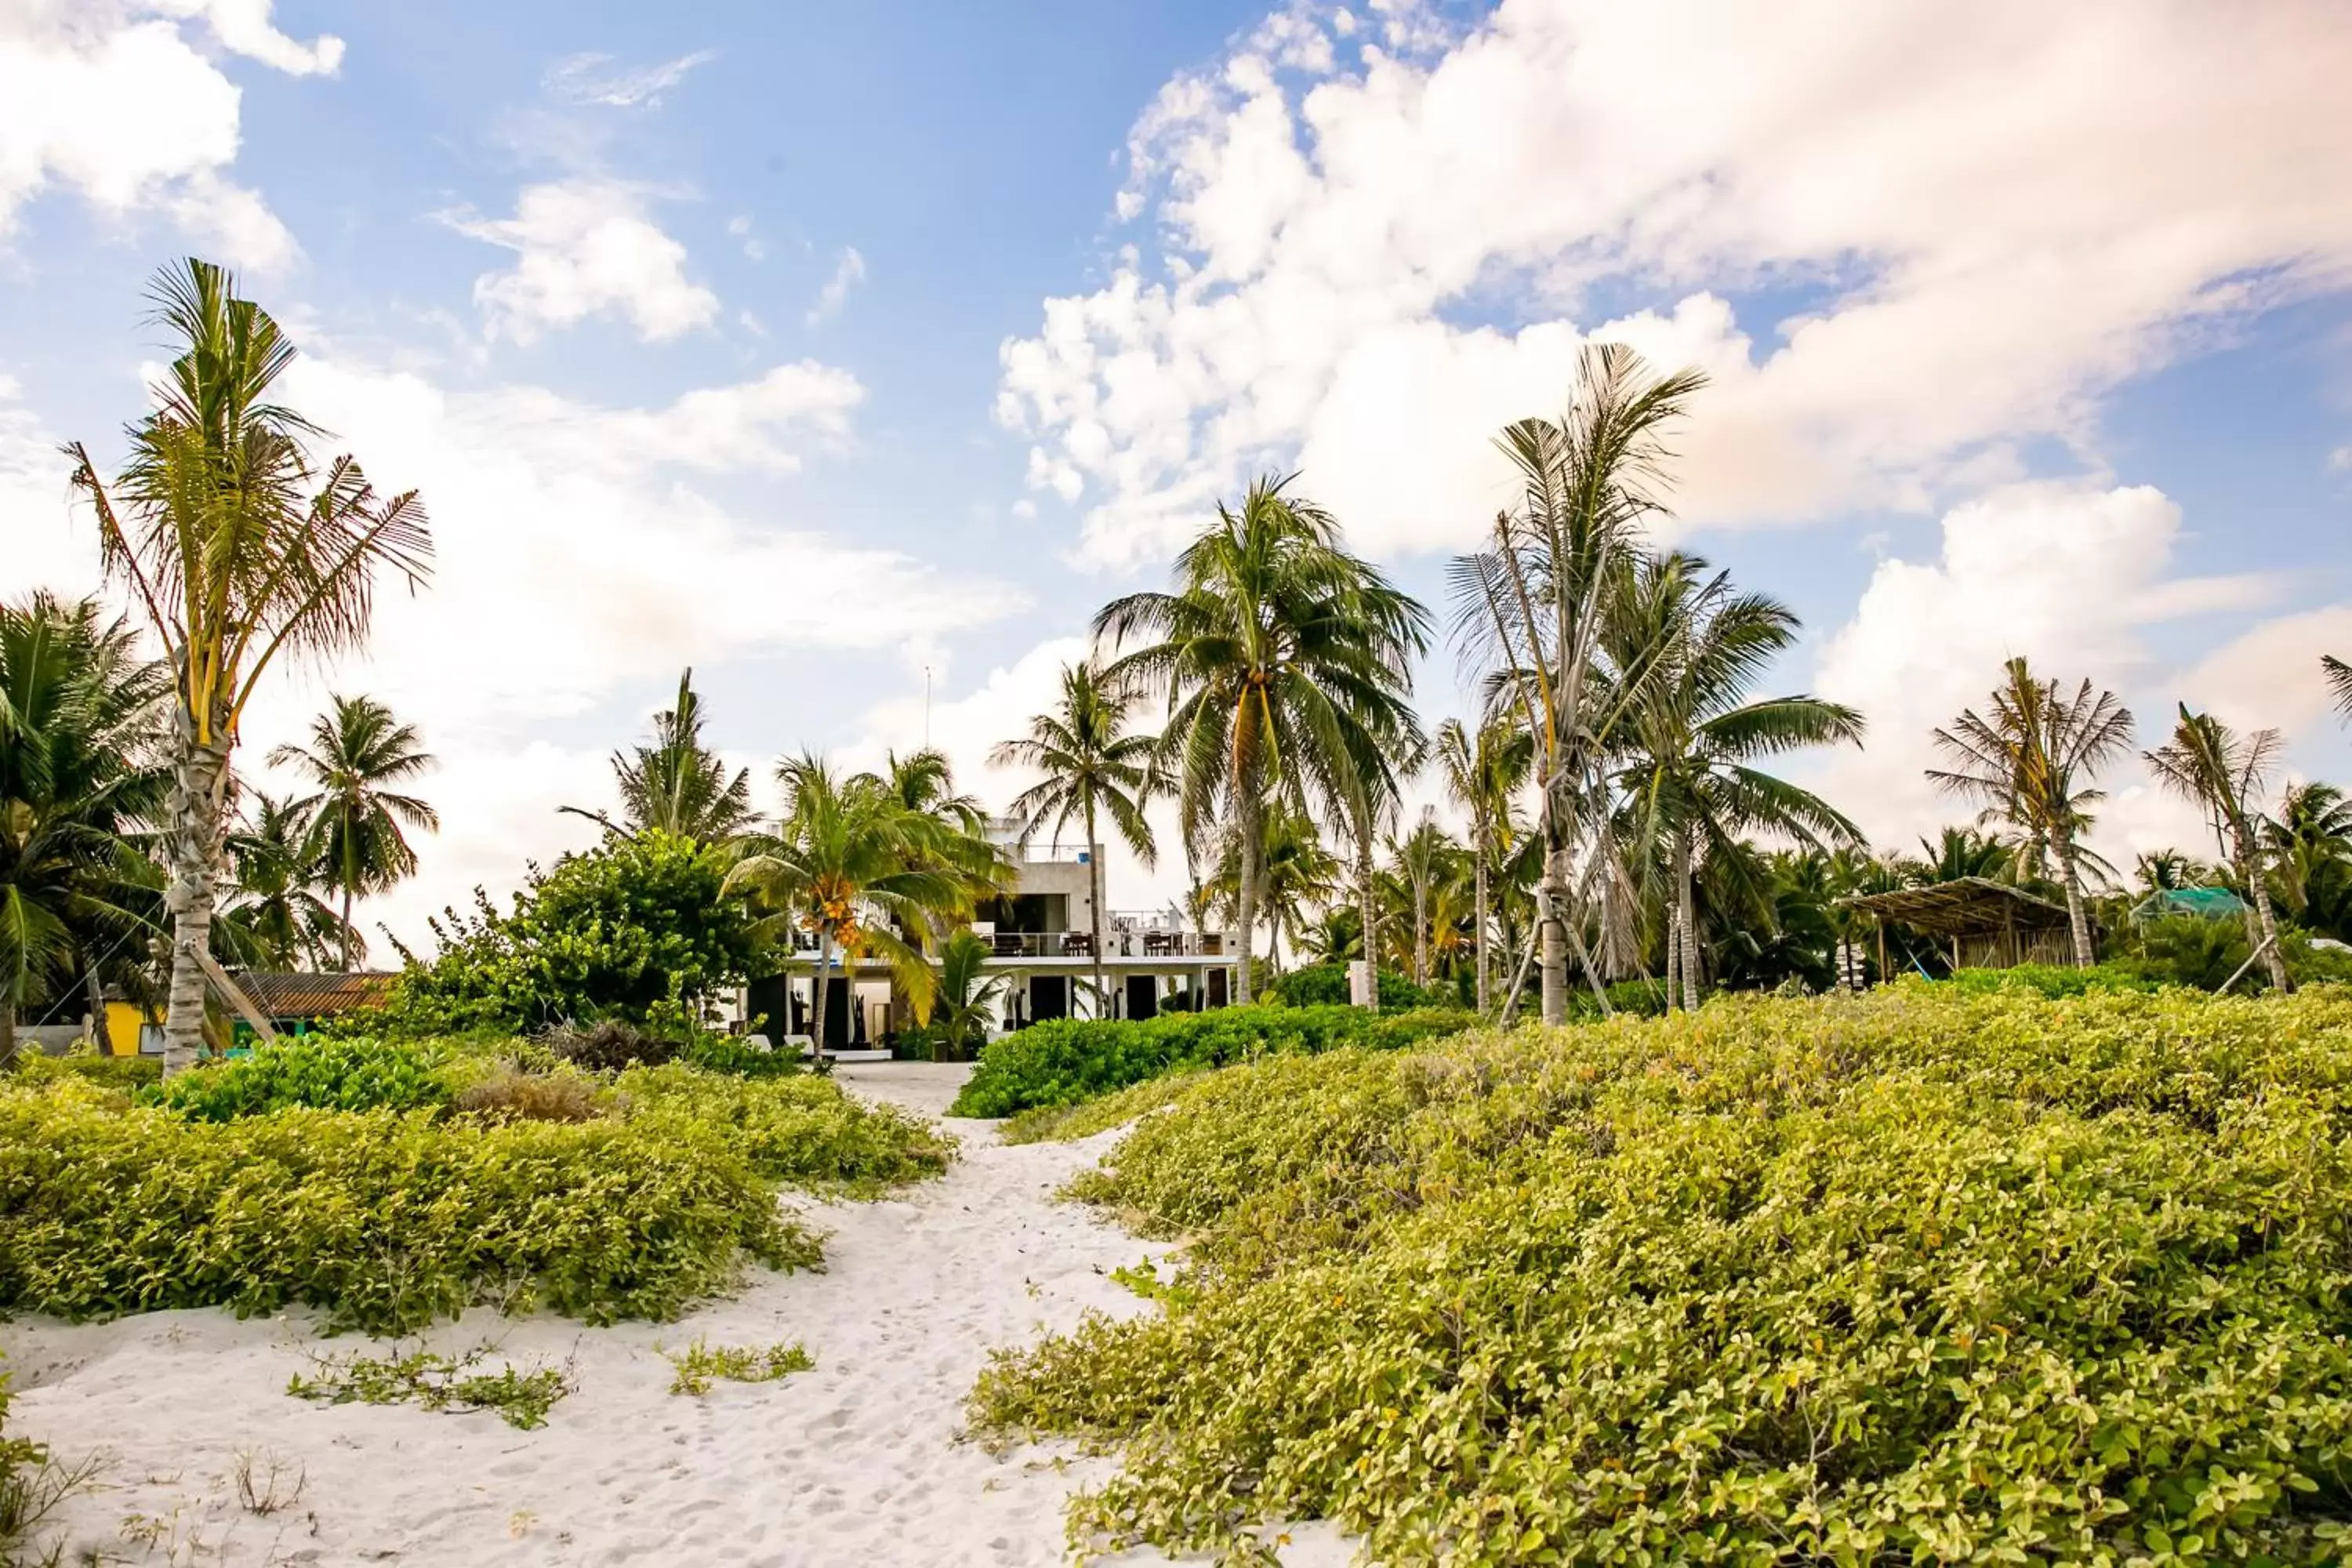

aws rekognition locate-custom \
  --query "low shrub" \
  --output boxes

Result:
[540,1018,673,1072]
[6,1050,163,1091]
[618,1065,953,1189]
[0,1075,818,1334]
[287,1344,573,1430]
[975,985,2352,1564]
[449,1066,604,1123]
[662,1338,814,1396]
[1947,961,2158,998]
[148,1035,453,1120]
[949,1004,1477,1120]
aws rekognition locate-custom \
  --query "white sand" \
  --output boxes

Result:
[3,1063,1355,1566]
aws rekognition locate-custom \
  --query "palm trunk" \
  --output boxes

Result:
[161,725,231,1076]
[809,931,833,1062]
[1675,832,1700,1013]
[1664,897,1682,1014]
[1234,800,1261,1006]
[2056,838,2096,969]
[340,885,355,974]
[85,968,112,1055]
[1356,826,1379,1013]
[1472,844,1490,1016]
[1085,800,1108,1020]
[0,1004,16,1069]
[2238,827,2291,992]
[1538,840,1568,1026]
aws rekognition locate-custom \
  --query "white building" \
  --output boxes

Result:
[742,819,1236,1052]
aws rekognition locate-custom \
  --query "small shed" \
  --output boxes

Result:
[1842,877,2081,975]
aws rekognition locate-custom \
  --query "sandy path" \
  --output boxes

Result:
[2,1065,1186,1566]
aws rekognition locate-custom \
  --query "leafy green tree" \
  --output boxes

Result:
[561,668,754,843]
[991,659,1159,1018]
[724,755,967,1058]
[387,830,759,1035]
[883,746,1011,925]
[1904,826,2018,886]
[270,694,437,971]
[216,789,350,971]
[2146,706,2291,990]
[69,259,430,1072]
[2261,781,2352,938]
[1448,344,1710,1022]
[1929,657,2133,970]
[1608,553,1864,1011]
[0,593,169,1062]
[1096,475,1427,1004]
[1433,717,1531,1014]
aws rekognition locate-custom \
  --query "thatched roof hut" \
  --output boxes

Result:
[1841,877,2078,974]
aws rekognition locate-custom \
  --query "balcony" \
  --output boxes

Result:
[978,928,1226,960]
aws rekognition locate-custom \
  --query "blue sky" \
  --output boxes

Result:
[5,1,2351,942]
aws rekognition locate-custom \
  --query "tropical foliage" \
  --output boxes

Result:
[975,985,2352,1565]
[1095,474,1427,1004]
[69,257,431,1073]
[269,692,437,971]
[0,593,168,1064]
[562,667,756,844]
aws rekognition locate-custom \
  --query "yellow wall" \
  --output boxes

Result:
[103,1001,149,1056]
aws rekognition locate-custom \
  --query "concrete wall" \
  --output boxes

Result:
[1015,855,1096,933]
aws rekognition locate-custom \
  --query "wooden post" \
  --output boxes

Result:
[193,949,278,1045]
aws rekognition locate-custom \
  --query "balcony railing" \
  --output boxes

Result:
[781,927,1228,960]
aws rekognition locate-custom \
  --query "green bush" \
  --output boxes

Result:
[1266,964,1441,1011]
[377,830,762,1036]
[1,1051,949,1334]
[1946,962,2158,998]
[948,1004,1477,1120]
[5,1049,162,1091]
[147,1034,455,1120]
[973,985,2352,1564]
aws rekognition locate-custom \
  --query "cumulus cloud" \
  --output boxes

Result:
[1809,484,2270,863]
[804,246,866,327]
[22,353,1024,946]
[0,0,325,268]
[999,0,2352,566]
[2178,606,2352,742]
[447,180,720,343]
[542,48,717,108]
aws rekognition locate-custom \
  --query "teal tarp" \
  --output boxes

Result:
[2132,887,2247,922]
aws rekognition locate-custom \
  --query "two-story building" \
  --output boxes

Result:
[740,818,1236,1054]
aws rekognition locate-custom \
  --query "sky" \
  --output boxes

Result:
[5,0,2352,955]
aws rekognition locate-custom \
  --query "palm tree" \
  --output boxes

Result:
[1386,812,1459,990]
[216,789,350,971]
[1928,658,2133,971]
[69,258,430,1072]
[2145,706,2291,990]
[1608,554,1865,1011]
[0,593,170,1063]
[991,660,1158,1019]
[1207,804,1340,972]
[1433,717,1530,1014]
[270,694,438,971]
[562,668,755,843]
[1447,344,1710,1022]
[724,753,967,1060]
[1906,826,2017,885]
[2260,781,2352,926]
[2323,655,2352,723]
[927,927,1010,1061]
[1095,474,1428,1005]
[2132,848,2213,895]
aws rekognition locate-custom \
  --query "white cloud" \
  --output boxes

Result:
[1000,0,2352,566]
[804,246,866,327]
[447,180,720,344]
[0,2,321,269]
[542,48,717,108]
[1809,483,2268,863]
[2179,605,2352,742]
[21,352,1024,946]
